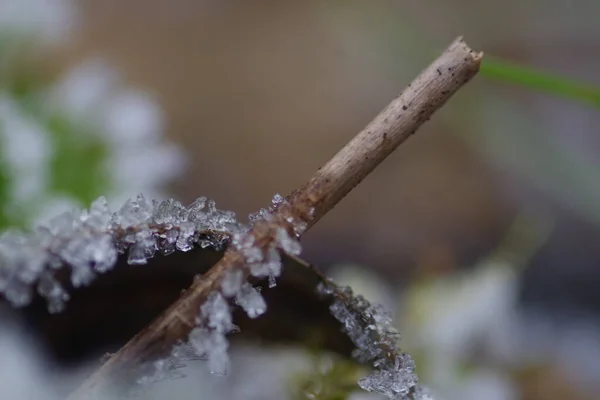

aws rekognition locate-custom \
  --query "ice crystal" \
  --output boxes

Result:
[318,281,432,400]
[234,194,304,288]
[235,283,267,319]
[358,354,417,399]
[264,246,282,288]
[7,191,308,384]
[160,193,305,378]
[136,342,202,388]
[247,192,286,224]
[189,327,230,375]
[185,276,266,376]
[221,269,244,298]
[187,291,241,374]
[274,226,302,256]
[0,194,248,312]
[201,292,236,333]
[36,272,69,313]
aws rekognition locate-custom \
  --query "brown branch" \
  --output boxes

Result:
[287,37,482,227]
[66,36,482,399]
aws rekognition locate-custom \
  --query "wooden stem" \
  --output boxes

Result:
[288,37,482,227]
[66,36,481,400]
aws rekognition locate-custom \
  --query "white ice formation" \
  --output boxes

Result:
[318,281,434,400]
[0,191,304,383]
[0,194,246,313]
[181,195,305,375]
[1,191,431,399]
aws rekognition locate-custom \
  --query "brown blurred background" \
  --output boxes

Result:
[49,0,600,284]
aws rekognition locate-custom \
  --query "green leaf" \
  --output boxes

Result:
[480,57,600,108]
[46,115,110,206]
[290,353,365,400]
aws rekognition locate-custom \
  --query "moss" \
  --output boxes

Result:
[290,352,366,400]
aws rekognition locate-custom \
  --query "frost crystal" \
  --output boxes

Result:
[201,292,235,333]
[159,193,306,378]
[220,270,242,298]
[36,272,69,313]
[318,281,431,400]
[247,193,282,224]
[264,246,282,288]
[358,354,417,399]
[189,327,230,374]
[235,283,267,319]
[191,291,237,375]
[234,194,304,288]
[0,194,248,312]
[136,342,202,388]
[274,227,302,256]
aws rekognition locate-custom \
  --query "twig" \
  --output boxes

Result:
[66,36,481,399]
[287,37,482,227]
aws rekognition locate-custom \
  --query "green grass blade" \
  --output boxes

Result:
[480,57,600,108]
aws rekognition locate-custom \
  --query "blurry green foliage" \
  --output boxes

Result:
[290,353,366,400]
[481,57,600,108]
[46,115,109,207]
[0,38,110,230]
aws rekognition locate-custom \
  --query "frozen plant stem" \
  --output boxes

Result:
[66,37,482,399]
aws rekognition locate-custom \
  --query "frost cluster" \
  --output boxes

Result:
[131,194,306,382]
[0,194,246,313]
[181,195,305,375]
[318,282,433,400]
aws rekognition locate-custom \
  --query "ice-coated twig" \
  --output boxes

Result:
[297,255,433,400]
[0,195,244,313]
[66,37,481,399]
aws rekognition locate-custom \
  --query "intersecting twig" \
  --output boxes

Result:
[67,36,482,399]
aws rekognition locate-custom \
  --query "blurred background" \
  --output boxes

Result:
[1,0,600,399]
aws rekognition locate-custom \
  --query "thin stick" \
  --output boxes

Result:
[288,37,482,226]
[67,37,481,399]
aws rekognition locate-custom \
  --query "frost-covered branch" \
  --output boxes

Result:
[284,255,432,400]
[0,195,242,312]
[63,36,481,399]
